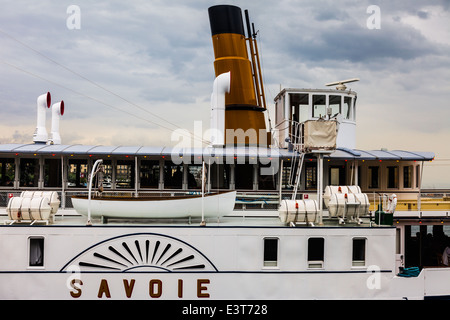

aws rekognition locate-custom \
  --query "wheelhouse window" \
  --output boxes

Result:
[343,96,352,120]
[368,166,379,189]
[312,95,326,118]
[29,237,44,267]
[263,238,278,267]
[387,166,399,189]
[308,237,324,268]
[289,93,309,123]
[20,158,39,187]
[352,238,366,267]
[329,95,341,117]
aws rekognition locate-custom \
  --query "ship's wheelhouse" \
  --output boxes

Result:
[274,88,357,150]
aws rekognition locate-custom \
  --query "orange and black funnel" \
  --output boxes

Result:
[208,5,268,146]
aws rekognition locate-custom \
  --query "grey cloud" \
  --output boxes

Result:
[281,12,440,64]
[417,10,429,19]
[313,7,350,22]
[0,0,449,152]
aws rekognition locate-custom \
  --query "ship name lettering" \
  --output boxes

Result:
[69,278,210,299]
[69,279,83,298]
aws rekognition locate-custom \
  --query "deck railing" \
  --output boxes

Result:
[1,190,449,212]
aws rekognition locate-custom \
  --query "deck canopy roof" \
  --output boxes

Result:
[0,144,435,161]
[323,147,435,161]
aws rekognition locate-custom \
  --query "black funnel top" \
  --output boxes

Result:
[208,5,245,36]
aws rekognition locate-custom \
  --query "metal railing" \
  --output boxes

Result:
[1,189,449,212]
[0,190,281,211]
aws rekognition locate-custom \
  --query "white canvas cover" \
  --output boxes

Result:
[303,120,337,151]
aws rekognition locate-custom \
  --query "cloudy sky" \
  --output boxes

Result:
[0,0,449,188]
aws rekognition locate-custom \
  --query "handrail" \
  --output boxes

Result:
[86,159,103,226]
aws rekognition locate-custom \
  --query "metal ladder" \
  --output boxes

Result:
[288,121,305,201]
[291,153,305,200]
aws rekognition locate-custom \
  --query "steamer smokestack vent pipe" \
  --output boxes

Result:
[210,72,231,147]
[33,92,51,144]
[48,101,64,145]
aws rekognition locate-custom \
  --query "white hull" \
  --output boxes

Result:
[1,269,445,300]
[71,191,236,219]
[1,224,450,300]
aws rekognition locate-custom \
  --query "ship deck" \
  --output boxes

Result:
[0,208,409,228]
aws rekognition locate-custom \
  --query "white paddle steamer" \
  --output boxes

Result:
[0,5,448,300]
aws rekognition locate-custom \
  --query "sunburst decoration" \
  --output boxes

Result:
[61,233,217,272]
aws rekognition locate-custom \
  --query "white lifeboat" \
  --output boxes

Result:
[278,199,319,225]
[323,185,369,223]
[6,191,59,223]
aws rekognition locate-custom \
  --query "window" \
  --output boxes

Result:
[263,238,278,267]
[235,164,253,190]
[29,237,44,267]
[258,163,276,190]
[20,158,39,187]
[405,224,447,268]
[312,95,326,118]
[330,168,339,185]
[343,96,352,120]
[275,95,284,126]
[403,166,412,188]
[308,238,324,268]
[387,166,399,189]
[352,238,366,267]
[100,160,112,189]
[299,104,309,123]
[187,164,202,189]
[396,228,401,255]
[329,165,345,186]
[210,164,230,190]
[44,158,62,187]
[305,162,317,190]
[140,160,160,188]
[289,93,309,123]
[164,163,183,189]
[329,95,341,117]
[0,158,15,187]
[116,160,135,189]
[68,159,88,188]
[368,166,379,189]
[416,165,420,188]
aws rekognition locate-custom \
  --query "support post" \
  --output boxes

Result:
[279,159,284,204]
[317,153,324,225]
[135,156,139,197]
[418,161,424,212]
[87,159,103,226]
[200,160,206,226]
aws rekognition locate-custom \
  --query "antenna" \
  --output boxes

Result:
[325,78,360,90]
